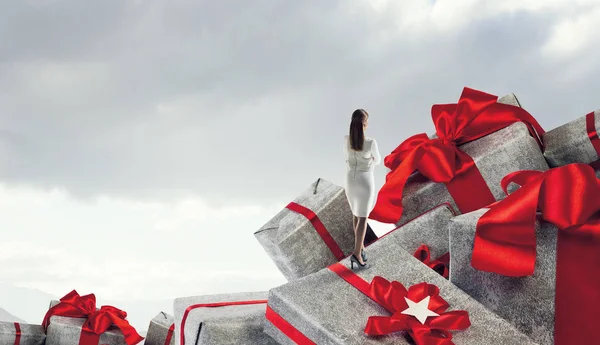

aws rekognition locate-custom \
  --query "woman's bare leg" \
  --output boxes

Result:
[353,217,368,264]
[353,216,358,236]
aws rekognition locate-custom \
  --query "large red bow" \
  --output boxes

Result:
[364,277,470,345]
[413,245,450,279]
[42,290,144,345]
[370,87,545,224]
[471,163,600,345]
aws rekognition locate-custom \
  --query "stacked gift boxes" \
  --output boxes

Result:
[249,87,600,345]
[6,86,600,345]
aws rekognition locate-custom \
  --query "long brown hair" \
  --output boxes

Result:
[349,109,368,150]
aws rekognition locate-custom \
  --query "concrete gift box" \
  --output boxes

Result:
[264,209,537,345]
[449,209,557,345]
[254,178,377,281]
[0,321,46,345]
[46,299,135,345]
[173,292,278,345]
[542,109,600,176]
[144,312,174,345]
[392,94,549,226]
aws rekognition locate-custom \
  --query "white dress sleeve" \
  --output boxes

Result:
[371,139,382,165]
[343,136,348,163]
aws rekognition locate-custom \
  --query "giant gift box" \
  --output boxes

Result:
[173,292,278,345]
[264,207,537,345]
[449,164,600,345]
[255,178,377,281]
[370,87,548,226]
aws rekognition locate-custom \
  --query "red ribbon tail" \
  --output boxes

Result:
[370,147,424,223]
[428,311,471,331]
[364,316,408,336]
[108,314,144,345]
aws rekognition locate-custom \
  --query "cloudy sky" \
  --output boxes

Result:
[1,0,600,332]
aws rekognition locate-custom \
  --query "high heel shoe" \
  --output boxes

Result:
[350,254,368,270]
[361,249,367,262]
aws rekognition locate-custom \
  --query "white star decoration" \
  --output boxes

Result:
[400,296,440,324]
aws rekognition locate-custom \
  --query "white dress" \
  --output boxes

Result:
[343,135,381,217]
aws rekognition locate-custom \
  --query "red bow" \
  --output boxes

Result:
[370,87,545,224]
[413,245,450,279]
[471,163,600,345]
[42,290,144,345]
[364,277,470,345]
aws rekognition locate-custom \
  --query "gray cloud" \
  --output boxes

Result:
[1,0,600,205]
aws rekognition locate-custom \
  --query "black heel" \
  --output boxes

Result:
[361,249,367,262]
[350,254,368,270]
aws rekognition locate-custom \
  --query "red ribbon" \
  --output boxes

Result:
[13,323,21,345]
[266,262,470,345]
[265,306,316,345]
[286,202,345,260]
[164,323,174,345]
[586,112,600,170]
[471,163,600,345]
[370,87,545,224]
[179,300,267,345]
[364,278,470,345]
[414,245,450,279]
[42,290,143,345]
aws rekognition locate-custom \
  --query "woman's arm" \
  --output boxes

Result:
[371,139,382,165]
[343,136,349,163]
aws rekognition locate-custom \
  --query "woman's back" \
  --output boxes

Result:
[344,135,380,172]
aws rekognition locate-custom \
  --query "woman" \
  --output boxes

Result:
[343,109,381,269]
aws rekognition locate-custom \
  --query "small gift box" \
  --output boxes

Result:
[44,290,144,345]
[143,312,174,345]
[542,109,600,176]
[0,322,46,345]
[173,292,278,345]
[449,164,600,345]
[264,206,537,345]
[254,178,377,281]
[370,87,549,226]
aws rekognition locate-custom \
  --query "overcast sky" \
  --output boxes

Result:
[1,0,600,330]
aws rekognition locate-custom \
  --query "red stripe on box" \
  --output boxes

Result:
[180,300,268,345]
[286,202,345,260]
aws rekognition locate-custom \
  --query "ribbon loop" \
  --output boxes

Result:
[413,245,450,279]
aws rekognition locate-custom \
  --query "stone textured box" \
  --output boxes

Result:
[395,94,549,226]
[47,299,139,345]
[255,178,377,281]
[265,208,537,345]
[46,315,129,345]
[173,292,278,345]
[542,109,600,177]
[0,322,46,345]
[144,312,174,345]
[449,208,557,345]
